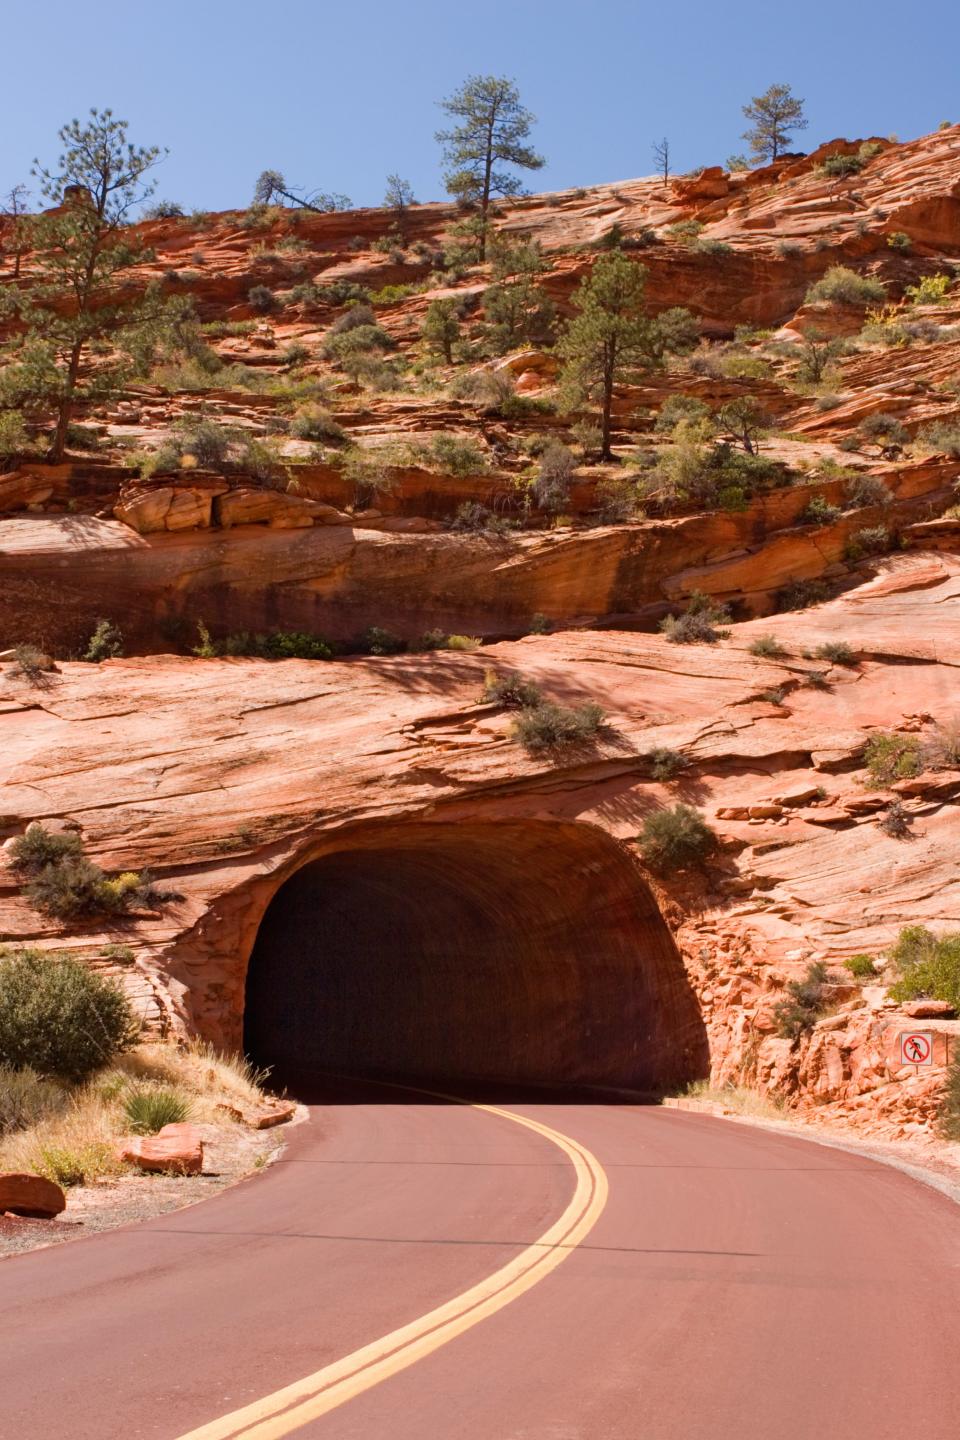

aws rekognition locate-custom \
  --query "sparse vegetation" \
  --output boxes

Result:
[83,619,124,663]
[888,926,960,1013]
[863,731,922,786]
[749,634,788,659]
[123,1086,190,1134]
[638,804,716,869]
[844,954,877,980]
[814,641,858,667]
[774,962,840,1040]
[646,747,688,781]
[512,700,604,752]
[10,824,180,920]
[0,948,137,1081]
[660,592,731,645]
[806,267,886,307]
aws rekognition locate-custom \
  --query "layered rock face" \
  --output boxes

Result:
[3,129,960,1138]
[2,554,958,1134]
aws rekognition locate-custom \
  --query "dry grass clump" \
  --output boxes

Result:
[682,1081,784,1119]
[0,1040,272,1187]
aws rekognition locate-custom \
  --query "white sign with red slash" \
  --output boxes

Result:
[900,1032,934,1067]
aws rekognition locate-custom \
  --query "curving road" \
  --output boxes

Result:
[3,1080,959,1439]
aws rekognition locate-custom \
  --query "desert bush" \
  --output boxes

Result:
[0,411,35,460]
[534,442,576,513]
[418,631,479,652]
[0,949,136,1081]
[888,925,960,1012]
[10,824,179,919]
[323,325,395,369]
[817,152,865,178]
[482,671,543,709]
[776,578,830,611]
[123,1086,190,1135]
[940,1050,960,1140]
[422,434,489,476]
[646,747,689,781]
[360,627,406,656]
[858,413,908,446]
[638,804,716,869]
[749,634,788,658]
[659,592,731,645]
[654,395,711,433]
[773,961,840,1040]
[512,701,604,752]
[863,731,922,785]
[0,1064,67,1135]
[922,719,960,770]
[801,496,842,526]
[805,670,830,690]
[844,953,877,980]
[595,475,645,523]
[886,230,912,251]
[247,285,278,313]
[143,200,185,219]
[906,274,951,306]
[878,797,913,837]
[918,422,960,458]
[449,368,517,413]
[289,406,347,444]
[844,525,892,560]
[83,619,123,663]
[220,631,333,661]
[8,644,56,685]
[844,474,892,509]
[449,502,513,535]
[329,303,377,335]
[805,266,886,306]
[814,641,858,666]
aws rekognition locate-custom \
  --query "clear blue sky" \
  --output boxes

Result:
[4,0,959,214]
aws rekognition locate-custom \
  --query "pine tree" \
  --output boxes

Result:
[421,300,461,363]
[0,110,175,462]
[0,184,30,278]
[558,253,696,461]
[436,76,544,260]
[741,84,808,163]
[652,138,671,185]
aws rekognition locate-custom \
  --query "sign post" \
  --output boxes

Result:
[900,1031,934,1071]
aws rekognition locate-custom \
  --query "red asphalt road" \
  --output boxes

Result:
[3,1084,960,1440]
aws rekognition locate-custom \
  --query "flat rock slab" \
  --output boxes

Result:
[0,1172,67,1218]
[118,1122,204,1175]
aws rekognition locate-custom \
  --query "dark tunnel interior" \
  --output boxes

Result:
[242,821,708,1094]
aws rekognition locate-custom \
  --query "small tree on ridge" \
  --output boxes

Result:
[742,83,808,163]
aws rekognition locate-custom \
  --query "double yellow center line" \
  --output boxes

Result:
[175,1097,609,1439]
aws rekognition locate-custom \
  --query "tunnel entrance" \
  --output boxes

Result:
[243,821,708,1093]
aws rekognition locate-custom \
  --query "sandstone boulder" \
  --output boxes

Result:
[216,489,345,529]
[118,1122,203,1175]
[0,472,55,514]
[902,999,956,1019]
[115,482,228,534]
[0,1173,66,1218]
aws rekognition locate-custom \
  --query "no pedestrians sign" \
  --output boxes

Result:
[900,1032,934,1067]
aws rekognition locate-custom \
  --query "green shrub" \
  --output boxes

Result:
[423,434,489,476]
[654,395,711,433]
[0,1064,67,1135]
[801,496,842,526]
[449,501,513,535]
[844,474,892,509]
[886,231,912,251]
[220,631,333,661]
[906,274,951,305]
[888,926,960,1012]
[638,804,716,870]
[0,949,136,1081]
[10,825,179,919]
[844,525,892,561]
[749,634,788,659]
[123,1086,190,1135]
[247,285,278,313]
[83,619,123,663]
[776,578,829,611]
[659,592,731,645]
[482,671,542,709]
[817,152,865,178]
[918,422,960,458]
[864,731,922,785]
[418,631,479,652]
[814,641,858,666]
[510,701,605,753]
[289,406,347,444]
[773,962,839,1040]
[806,267,886,306]
[858,413,908,446]
[844,954,877,980]
[33,1143,109,1187]
[646,747,688,781]
[361,626,406,656]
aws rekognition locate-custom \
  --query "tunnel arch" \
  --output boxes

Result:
[243,820,708,1093]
